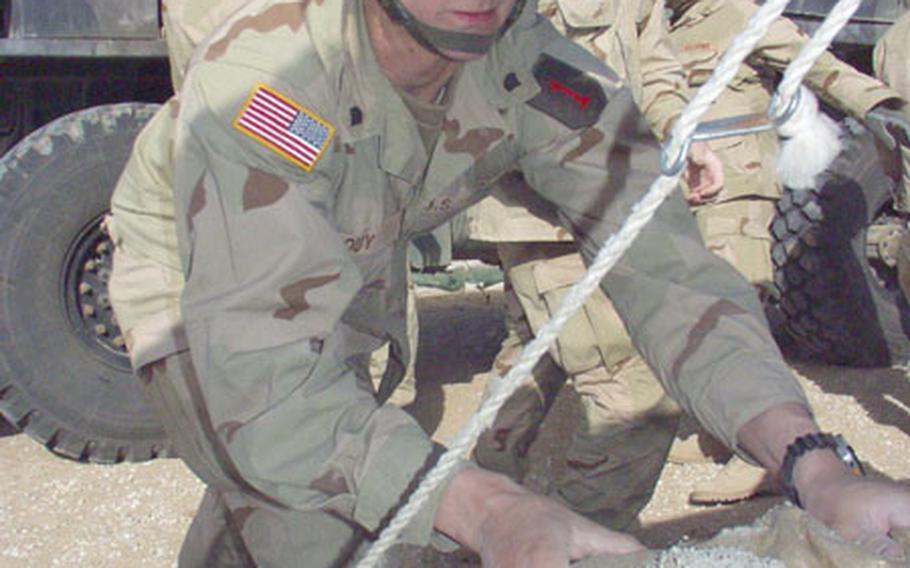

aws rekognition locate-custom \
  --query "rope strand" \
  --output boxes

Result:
[771,0,862,120]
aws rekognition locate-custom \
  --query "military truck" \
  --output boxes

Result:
[0,0,906,465]
[0,0,172,463]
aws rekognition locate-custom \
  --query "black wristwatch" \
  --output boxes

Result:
[779,433,866,508]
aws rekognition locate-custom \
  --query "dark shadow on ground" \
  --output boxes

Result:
[0,416,19,438]
[788,358,910,437]
[406,288,506,434]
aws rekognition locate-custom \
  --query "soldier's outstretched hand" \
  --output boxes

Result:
[435,467,644,567]
[801,472,910,562]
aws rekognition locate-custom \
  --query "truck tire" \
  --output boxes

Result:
[0,103,171,463]
[770,126,910,367]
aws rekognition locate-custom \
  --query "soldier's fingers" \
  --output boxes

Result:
[852,530,906,563]
[568,518,645,558]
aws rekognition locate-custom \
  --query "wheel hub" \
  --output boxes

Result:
[62,214,131,371]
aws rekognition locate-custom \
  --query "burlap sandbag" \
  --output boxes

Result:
[574,505,910,568]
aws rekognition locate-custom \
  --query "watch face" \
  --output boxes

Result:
[833,435,866,477]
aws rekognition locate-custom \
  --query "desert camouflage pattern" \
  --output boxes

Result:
[170,0,423,403]
[693,197,777,289]
[466,0,689,244]
[471,0,692,527]
[162,0,252,90]
[540,0,690,138]
[873,10,910,218]
[478,0,900,529]
[473,242,681,530]
[668,0,900,202]
[874,11,910,98]
[109,0,807,563]
[667,0,903,293]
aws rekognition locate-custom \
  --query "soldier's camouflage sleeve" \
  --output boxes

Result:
[555,0,689,139]
[629,0,690,139]
[874,11,910,99]
[517,84,808,452]
[733,0,900,117]
[167,68,444,545]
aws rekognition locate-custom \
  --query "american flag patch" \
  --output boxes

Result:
[234,85,335,172]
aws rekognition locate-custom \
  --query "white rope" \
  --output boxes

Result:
[770,0,862,121]
[356,0,860,565]
[663,0,796,171]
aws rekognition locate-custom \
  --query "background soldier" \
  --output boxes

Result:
[873,7,910,303]
[665,0,910,505]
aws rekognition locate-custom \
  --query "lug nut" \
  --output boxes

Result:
[78,282,93,295]
[81,305,95,318]
[94,324,108,337]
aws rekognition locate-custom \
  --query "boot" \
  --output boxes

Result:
[689,456,777,504]
[668,430,732,464]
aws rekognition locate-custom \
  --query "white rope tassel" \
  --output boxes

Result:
[356,0,859,564]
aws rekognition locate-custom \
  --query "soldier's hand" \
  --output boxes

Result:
[796,452,910,562]
[865,100,910,152]
[475,489,644,567]
[683,141,724,205]
[435,467,644,567]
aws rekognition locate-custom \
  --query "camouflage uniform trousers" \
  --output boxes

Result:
[473,242,680,531]
[368,270,418,407]
[694,197,777,297]
[111,245,368,568]
[473,197,776,530]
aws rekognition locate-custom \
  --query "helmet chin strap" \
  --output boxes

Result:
[378,0,525,59]
[410,25,497,56]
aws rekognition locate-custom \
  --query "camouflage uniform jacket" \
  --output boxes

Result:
[110,0,806,541]
[162,0,252,90]
[874,10,910,98]
[466,0,691,242]
[668,0,902,200]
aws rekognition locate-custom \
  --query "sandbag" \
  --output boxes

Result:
[574,505,910,567]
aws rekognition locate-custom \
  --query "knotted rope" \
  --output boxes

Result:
[357,0,861,564]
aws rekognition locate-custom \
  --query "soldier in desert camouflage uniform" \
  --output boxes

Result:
[874,8,910,302]
[875,9,910,98]
[665,0,910,504]
[108,0,910,565]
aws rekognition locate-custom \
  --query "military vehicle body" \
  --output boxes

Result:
[0,0,905,463]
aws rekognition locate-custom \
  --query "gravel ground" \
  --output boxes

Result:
[1,287,908,566]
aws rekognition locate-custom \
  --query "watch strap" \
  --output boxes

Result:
[780,433,866,508]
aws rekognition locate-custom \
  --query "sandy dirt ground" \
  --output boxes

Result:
[1,286,909,567]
